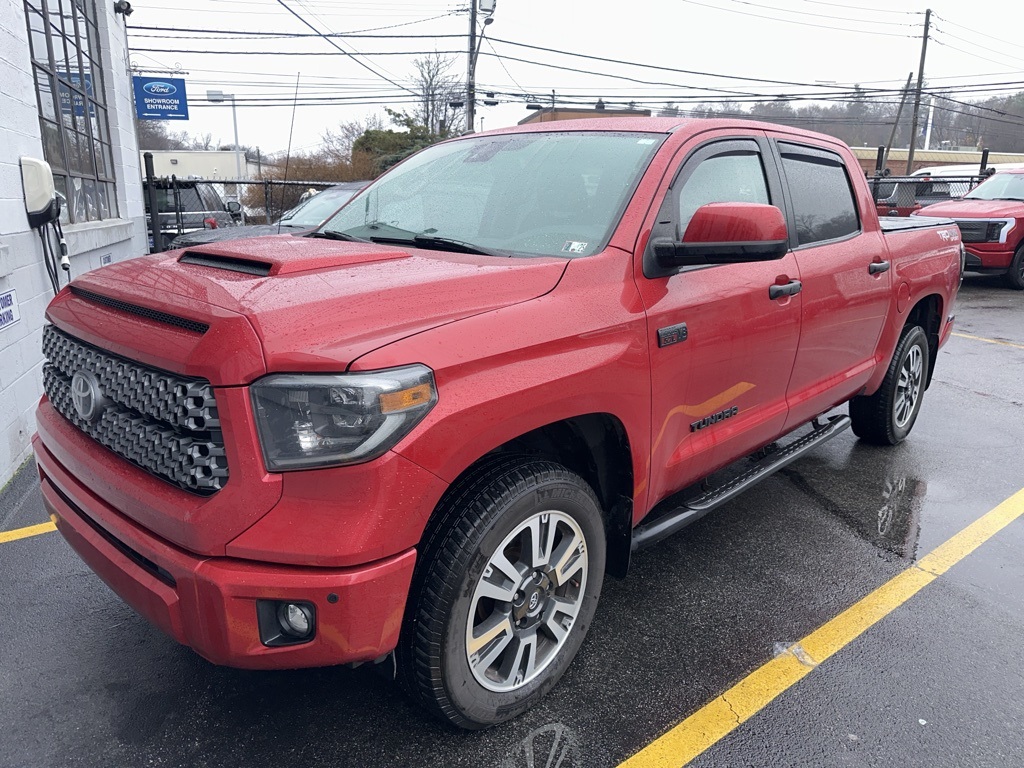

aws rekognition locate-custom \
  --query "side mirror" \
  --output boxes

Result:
[652,202,789,268]
[225,201,242,214]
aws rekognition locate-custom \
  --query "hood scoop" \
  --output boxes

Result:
[178,235,411,276]
[179,251,272,276]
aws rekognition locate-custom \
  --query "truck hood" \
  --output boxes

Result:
[78,235,569,375]
[918,199,1024,219]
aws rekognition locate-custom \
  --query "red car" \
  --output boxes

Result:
[34,118,962,728]
[914,169,1024,289]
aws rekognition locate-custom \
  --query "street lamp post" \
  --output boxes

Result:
[207,90,242,180]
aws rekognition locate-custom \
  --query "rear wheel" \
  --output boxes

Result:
[1005,245,1024,290]
[850,324,930,445]
[398,457,606,729]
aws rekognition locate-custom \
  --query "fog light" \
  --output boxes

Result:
[257,599,317,646]
[278,602,314,638]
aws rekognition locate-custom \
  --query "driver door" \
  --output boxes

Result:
[635,135,802,506]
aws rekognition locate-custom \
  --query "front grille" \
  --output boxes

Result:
[954,220,990,243]
[42,325,228,494]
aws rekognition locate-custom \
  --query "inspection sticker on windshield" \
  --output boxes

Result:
[562,241,589,254]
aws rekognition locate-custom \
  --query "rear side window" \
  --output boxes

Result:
[779,144,859,246]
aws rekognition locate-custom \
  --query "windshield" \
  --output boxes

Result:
[965,173,1024,201]
[320,132,664,257]
[280,187,361,226]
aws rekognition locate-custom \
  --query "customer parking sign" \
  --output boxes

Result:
[133,77,189,121]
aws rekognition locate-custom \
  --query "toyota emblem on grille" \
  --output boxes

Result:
[70,371,108,422]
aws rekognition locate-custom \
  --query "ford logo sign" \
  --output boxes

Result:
[143,82,177,95]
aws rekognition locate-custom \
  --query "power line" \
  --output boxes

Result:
[931,37,1024,72]
[715,0,918,27]
[930,28,1024,68]
[795,0,922,13]
[132,47,463,57]
[273,0,417,94]
[931,13,1024,53]
[678,0,917,37]
[126,28,465,40]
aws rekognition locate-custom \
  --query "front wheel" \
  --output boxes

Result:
[850,324,930,445]
[398,457,606,729]
[1005,245,1024,290]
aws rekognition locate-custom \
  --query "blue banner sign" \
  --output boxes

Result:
[133,76,189,121]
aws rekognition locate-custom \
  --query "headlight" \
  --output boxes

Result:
[985,221,1005,242]
[251,365,437,470]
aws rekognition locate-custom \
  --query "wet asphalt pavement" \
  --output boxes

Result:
[1,275,1022,768]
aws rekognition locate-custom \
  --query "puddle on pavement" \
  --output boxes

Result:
[778,444,926,560]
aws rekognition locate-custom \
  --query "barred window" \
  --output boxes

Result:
[24,0,118,223]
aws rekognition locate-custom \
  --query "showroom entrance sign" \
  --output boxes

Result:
[133,77,189,121]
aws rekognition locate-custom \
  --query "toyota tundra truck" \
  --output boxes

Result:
[34,118,963,729]
[913,168,1024,289]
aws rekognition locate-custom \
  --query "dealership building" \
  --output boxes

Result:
[0,0,146,487]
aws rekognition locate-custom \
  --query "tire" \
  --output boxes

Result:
[1005,245,1024,290]
[850,324,930,446]
[397,456,606,729]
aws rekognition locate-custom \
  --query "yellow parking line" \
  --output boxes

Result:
[953,331,1024,350]
[0,521,57,544]
[618,486,1024,768]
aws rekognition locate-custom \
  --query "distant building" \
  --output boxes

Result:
[850,147,1024,175]
[518,106,652,125]
[1,0,146,486]
[141,149,263,181]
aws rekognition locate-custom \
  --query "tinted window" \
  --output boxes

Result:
[780,149,859,246]
[153,186,203,213]
[677,152,770,234]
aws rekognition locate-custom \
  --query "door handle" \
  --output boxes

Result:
[869,261,891,274]
[769,280,802,300]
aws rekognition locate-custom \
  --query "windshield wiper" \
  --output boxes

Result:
[365,233,500,256]
[307,229,372,243]
[412,234,500,256]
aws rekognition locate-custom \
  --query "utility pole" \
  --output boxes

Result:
[905,8,931,174]
[883,72,914,171]
[466,1,478,134]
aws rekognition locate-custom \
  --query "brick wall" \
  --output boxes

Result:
[0,1,146,488]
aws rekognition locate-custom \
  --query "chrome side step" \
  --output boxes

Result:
[631,415,852,552]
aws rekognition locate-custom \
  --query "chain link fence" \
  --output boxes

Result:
[865,174,987,216]
[143,172,341,252]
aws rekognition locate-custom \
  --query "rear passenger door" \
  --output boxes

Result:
[770,140,892,429]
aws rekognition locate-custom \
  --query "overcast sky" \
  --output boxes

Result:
[124,0,1024,155]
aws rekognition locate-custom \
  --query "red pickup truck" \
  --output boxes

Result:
[913,168,1024,289]
[34,118,963,728]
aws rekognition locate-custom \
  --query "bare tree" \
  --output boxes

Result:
[191,132,214,151]
[409,52,464,137]
[322,115,386,163]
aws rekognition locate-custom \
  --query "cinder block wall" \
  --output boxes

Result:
[0,2,146,489]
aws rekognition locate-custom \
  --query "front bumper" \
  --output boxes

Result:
[34,434,416,669]
[964,244,1014,271]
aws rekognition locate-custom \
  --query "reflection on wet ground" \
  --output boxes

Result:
[497,722,583,768]
[779,446,926,561]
